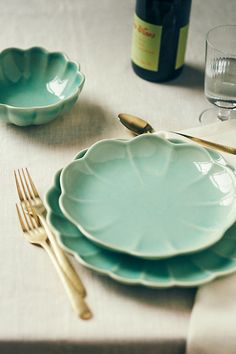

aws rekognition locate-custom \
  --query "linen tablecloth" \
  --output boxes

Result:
[0,0,235,353]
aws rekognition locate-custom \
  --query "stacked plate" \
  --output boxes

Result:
[45,134,236,288]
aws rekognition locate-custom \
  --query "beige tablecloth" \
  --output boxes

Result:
[0,0,235,353]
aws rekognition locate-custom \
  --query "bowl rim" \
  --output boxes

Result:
[0,46,85,111]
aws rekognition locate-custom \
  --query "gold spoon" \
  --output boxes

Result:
[118,113,236,155]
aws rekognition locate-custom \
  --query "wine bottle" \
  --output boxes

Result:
[131,0,192,82]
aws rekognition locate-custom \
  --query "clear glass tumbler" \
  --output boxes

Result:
[199,25,236,124]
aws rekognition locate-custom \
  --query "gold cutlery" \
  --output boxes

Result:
[14,168,86,296]
[14,168,92,319]
[16,202,92,319]
[118,113,236,155]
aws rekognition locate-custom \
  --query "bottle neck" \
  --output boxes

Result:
[135,0,192,26]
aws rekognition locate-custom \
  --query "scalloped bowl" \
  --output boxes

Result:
[0,47,85,126]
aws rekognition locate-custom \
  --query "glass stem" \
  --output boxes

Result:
[217,107,231,121]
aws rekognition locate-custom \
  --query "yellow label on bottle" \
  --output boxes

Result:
[131,14,162,72]
[175,24,189,69]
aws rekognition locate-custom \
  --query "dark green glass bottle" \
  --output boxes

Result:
[131,0,192,82]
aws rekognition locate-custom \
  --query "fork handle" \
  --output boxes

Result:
[39,215,86,297]
[42,240,92,319]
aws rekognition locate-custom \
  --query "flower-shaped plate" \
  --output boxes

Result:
[60,135,236,259]
[46,146,236,288]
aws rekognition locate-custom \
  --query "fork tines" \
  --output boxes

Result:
[14,168,39,202]
[14,168,41,226]
[16,202,40,233]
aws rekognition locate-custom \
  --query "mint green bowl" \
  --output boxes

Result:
[0,47,85,126]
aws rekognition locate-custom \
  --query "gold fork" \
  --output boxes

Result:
[14,168,86,297]
[16,202,92,319]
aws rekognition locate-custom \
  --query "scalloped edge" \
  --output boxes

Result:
[59,134,236,259]
[0,46,85,111]
[45,142,236,288]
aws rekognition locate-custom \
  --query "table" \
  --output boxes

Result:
[0,0,235,353]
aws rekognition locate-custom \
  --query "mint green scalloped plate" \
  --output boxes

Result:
[59,135,236,259]
[45,144,236,288]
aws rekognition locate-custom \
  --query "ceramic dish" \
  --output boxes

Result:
[0,47,85,126]
[46,147,236,288]
[60,134,236,259]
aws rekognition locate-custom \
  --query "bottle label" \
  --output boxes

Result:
[175,24,189,69]
[131,14,162,72]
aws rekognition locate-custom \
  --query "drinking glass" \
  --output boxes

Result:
[199,25,236,124]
